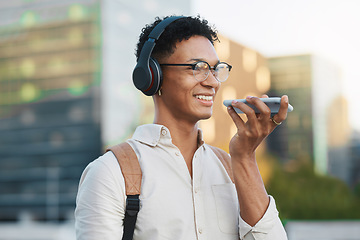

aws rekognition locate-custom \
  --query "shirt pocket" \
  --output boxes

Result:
[212,183,239,234]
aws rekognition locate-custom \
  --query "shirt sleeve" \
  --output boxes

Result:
[239,196,288,240]
[74,152,125,240]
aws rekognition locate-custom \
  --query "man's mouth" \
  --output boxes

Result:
[195,95,213,101]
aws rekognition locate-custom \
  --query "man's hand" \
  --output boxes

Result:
[227,95,289,159]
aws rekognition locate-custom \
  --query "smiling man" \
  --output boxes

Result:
[75,16,289,240]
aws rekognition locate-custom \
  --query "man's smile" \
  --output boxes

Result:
[195,95,214,101]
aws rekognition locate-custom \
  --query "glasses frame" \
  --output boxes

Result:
[160,61,232,82]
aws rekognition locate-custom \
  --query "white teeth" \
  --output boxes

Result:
[196,95,213,101]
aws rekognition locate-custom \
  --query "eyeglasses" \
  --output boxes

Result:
[160,61,232,82]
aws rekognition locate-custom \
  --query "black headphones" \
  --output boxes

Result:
[133,16,185,96]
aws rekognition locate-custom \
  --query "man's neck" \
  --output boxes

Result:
[154,115,200,177]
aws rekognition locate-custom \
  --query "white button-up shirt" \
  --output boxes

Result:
[75,124,287,240]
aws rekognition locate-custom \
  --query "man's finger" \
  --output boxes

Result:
[272,95,289,124]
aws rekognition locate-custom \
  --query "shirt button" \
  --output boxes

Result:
[175,151,180,156]
[161,129,167,136]
[198,228,203,234]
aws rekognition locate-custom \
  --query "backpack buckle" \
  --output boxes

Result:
[126,195,140,216]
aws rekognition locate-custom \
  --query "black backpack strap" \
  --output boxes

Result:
[122,195,140,240]
[106,142,142,240]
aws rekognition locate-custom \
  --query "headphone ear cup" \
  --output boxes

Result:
[134,16,184,96]
[144,57,163,96]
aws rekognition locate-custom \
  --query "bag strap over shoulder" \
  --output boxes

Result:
[107,142,142,195]
[209,145,235,183]
[106,142,141,240]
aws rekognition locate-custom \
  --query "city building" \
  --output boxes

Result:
[267,54,351,177]
[0,0,191,222]
[327,96,353,185]
[0,0,103,221]
[349,132,360,189]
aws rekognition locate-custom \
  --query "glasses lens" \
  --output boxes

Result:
[193,62,210,82]
[215,63,230,82]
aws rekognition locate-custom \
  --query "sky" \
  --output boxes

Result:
[192,0,360,132]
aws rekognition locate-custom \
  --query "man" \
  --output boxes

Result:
[75,15,289,240]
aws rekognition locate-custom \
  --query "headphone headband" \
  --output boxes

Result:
[133,16,186,96]
[148,16,185,40]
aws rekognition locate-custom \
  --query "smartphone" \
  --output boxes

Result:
[223,97,294,114]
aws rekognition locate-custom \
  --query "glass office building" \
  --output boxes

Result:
[0,0,102,221]
[267,54,350,177]
[0,0,191,222]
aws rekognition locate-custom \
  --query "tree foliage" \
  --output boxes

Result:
[265,157,360,220]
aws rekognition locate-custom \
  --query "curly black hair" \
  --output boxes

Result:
[135,15,219,62]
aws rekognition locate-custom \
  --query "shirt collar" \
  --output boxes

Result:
[132,124,205,148]
[197,128,205,147]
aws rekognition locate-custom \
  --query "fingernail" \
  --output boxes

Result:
[284,95,289,103]
[231,100,238,105]
[246,96,254,100]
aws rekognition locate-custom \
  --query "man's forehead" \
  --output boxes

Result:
[169,36,219,62]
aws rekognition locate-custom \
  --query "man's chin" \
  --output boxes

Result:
[199,112,212,120]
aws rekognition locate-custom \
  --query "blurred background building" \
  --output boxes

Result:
[0,0,192,223]
[349,133,360,188]
[267,55,353,185]
[0,0,103,221]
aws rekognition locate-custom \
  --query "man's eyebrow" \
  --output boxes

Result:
[187,58,220,64]
[187,58,204,62]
